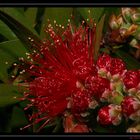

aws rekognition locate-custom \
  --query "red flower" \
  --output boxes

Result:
[19,22,97,131]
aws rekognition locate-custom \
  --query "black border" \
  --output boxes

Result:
[1,3,140,7]
[0,0,140,4]
[0,2,140,138]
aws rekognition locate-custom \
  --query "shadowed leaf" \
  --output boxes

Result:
[0,39,27,82]
[11,106,28,128]
[0,9,41,52]
[24,8,38,28]
[77,8,105,25]
[0,20,16,40]
[115,49,140,69]
[0,84,22,107]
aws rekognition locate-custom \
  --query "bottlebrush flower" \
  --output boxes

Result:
[18,21,98,132]
[121,96,140,121]
[97,104,122,125]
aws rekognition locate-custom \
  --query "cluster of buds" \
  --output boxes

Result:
[95,54,140,127]
[104,8,140,55]
[17,18,140,133]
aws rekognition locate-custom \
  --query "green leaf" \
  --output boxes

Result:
[33,8,46,34]
[0,8,38,35]
[11,106,28,128]
[112,94,124,105]
[24,8,38,28]
[114,49,140,70]
[0,9,41,52]
[94,125,110,133]
[116,83,123,96]
[0,20,16,40]
[0,39,27,82]
[105,8,121,15]
[53,117,63,133]
[77,8,105,25]
[16,8,25,14]
[94,15,106,61]
[40,8,73,38]
[0,84,22,107]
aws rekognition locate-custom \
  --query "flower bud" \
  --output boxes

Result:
[72,90,92,114]
[109,15,119,30]
[132,13,140,24]
[121,96,140,121]
[129,38,139,48]
[97,53,126,77]
[97,104,122,125]
[122,8,136,23]
[133,27,140,41]
[120,24,138,38]
[123,70,140,90]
